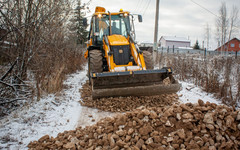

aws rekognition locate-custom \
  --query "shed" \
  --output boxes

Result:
[159,36,191,48]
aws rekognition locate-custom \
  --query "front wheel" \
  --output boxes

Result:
[88,50,103,84]
[89,50,103,73]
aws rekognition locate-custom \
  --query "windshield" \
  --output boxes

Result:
[95,15,131,41]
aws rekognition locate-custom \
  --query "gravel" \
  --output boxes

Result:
[80,82,179,112]
[28,100,240,150]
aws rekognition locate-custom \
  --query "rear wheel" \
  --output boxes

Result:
[143,51,154,69]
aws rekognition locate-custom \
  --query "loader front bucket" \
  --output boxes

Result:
[90,67,181,99]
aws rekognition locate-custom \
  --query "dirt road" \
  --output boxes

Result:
[27,73,240,149]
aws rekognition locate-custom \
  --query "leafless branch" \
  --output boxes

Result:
[0,80,16,91]
[0,97,26,105]
[1,58,18,81]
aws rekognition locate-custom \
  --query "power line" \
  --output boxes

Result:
[190,0,240,30]
[135,0,143,13]
[138,0,150,15]
[190,0,219,18]
[134,0,151,26]
[134,0,141,12]
[143,0,151,16]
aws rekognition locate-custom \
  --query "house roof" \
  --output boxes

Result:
[160,36,190,42]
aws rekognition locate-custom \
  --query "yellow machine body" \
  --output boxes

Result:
[85,7,181,99]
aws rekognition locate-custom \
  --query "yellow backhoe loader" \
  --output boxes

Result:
[84,7,181,99]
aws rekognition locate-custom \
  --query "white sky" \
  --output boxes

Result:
[81,0,240,50]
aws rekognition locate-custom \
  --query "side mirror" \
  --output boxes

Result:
[83,18,88,27]
[138,15,142,22]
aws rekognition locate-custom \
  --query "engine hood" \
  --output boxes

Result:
[107,35,129,46]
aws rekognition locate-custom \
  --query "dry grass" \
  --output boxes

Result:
[0,42,86,117]
[32,45,86,99]
[156,52,240,107]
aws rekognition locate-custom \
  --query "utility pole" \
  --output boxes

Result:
[202,41,204,50]
[153,0,160,51]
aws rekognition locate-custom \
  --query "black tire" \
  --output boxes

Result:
[89,50,103,73]
[143,51,154,69]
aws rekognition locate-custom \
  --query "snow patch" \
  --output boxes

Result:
[178,81,220,105]
[0,69,87,149]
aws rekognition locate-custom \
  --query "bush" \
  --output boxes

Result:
[155,52,240,107]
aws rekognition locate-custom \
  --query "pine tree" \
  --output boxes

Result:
[193,40,200,49]
[69,0,88,45]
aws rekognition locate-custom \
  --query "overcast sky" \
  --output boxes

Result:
[81,0,240,50]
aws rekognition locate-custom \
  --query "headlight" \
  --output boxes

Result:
[124,13,128,17]
[98,14,102,18]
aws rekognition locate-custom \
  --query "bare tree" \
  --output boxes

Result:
[227,5,239,50]
[204,23,211,50]
[215,3,239,53]
[216,2,228,54]
[0,0,89,117]
[0,0,78,110]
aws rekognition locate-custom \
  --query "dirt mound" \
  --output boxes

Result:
[28,100,240,150]
[79,82,179,112]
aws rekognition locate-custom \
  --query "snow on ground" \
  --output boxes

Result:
[178,81,220,105]
[0,67,220,149]
[0,67,114,150]
[77,107,116,128]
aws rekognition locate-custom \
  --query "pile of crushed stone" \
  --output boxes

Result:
[79,82,179,112]
[28,100,240,150]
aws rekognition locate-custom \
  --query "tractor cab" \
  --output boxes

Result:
[87,7,141,47]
